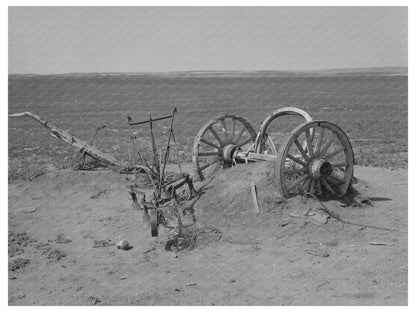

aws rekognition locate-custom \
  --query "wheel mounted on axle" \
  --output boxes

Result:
[275,120,354,198]
[192,114,257,181]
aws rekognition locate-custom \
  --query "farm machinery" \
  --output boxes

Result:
[9,106,355,238]
[192,107,354,199]
[133,106,355,237]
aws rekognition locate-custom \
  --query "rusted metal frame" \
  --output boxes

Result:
[165,174,198,199]
[148,115,161,182]
[136,148,158,186]
[158,108,177,195]
[128,114,174,125]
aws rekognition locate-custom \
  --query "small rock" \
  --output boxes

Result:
[88,296,101,305]
[229,278,236,283]
[21,207,37,213]
[311,213,329,224]
[305,250,329,258]
[116,239,130,250]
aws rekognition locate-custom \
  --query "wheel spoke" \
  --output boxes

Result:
[302,177,311,192]
[314,127,325,156]
[294,138,310,161]
[209,126,225,147]
[198,151,220,157]
[230,118,236,142]
[321,178,336,195]
[316,179,322,196]
[200,138,220,150]
[318,133,336,158]
[309,179,316,195]
[310,128,316,145]
[285,167,308,175]
[305,129,314,158]
[200,157,221,171]
[287,173,308,191]
[236,137,253,148]
[234,127,247,145]
[287,153,308,167]
[324,146,345,160]
[221,119,229,143]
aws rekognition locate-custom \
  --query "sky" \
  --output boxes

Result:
[8,6,408,74]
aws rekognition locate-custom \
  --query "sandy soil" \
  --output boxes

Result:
[8,163,407,305]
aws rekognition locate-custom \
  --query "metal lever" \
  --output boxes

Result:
[127,108,177,126]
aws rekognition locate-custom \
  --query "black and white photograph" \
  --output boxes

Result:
[7,3,408,306]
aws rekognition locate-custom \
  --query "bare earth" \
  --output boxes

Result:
[8,164,407,305]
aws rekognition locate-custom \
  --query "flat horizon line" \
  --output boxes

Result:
[9,66,408,77]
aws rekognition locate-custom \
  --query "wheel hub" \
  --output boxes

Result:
[309,159,333,179]
[222,144,237,163]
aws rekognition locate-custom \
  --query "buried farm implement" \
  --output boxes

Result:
[192,107,354,199]
[9,106,355,237]
[127,108,198,237]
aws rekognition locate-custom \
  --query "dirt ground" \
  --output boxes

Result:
[8,163,407,305]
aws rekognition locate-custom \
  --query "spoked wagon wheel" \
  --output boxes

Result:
[276,121,354,198]
[192,114,257,181]
[255,107,312,155]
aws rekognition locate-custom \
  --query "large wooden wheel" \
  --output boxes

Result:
[192,114,257,181]
[275,121,354,198]
[255,107,312,155]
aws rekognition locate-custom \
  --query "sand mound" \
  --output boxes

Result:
[191,161,376,246]
[194,162,283,226]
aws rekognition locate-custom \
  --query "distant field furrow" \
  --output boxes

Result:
[8,75,407,177]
